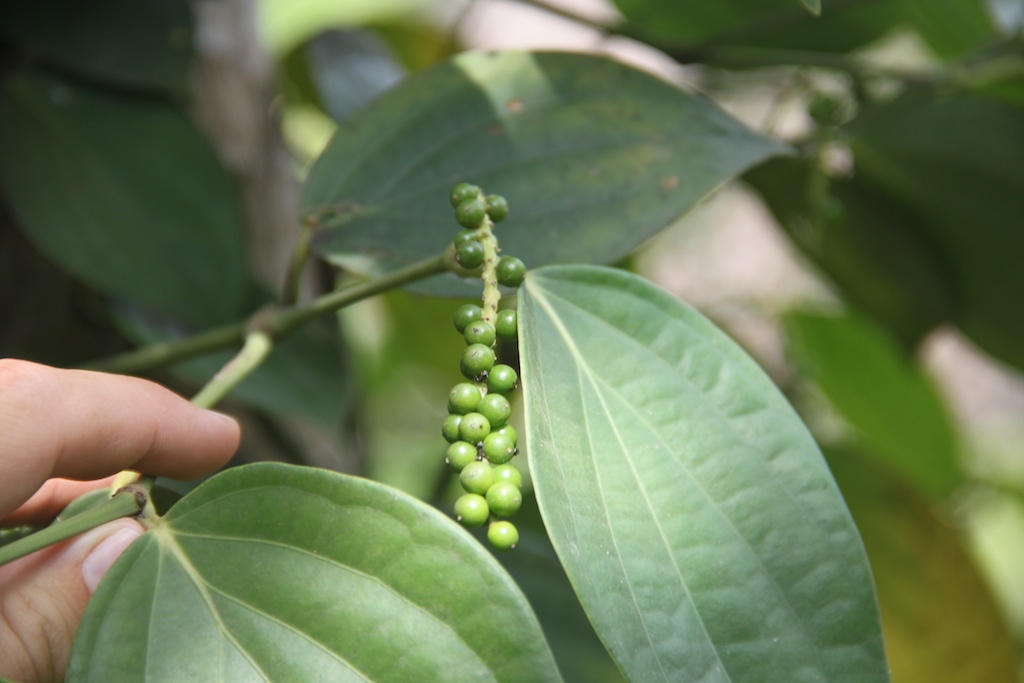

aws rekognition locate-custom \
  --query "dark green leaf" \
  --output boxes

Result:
[613,0,903,54]
[0,69,247,328]
[745,156,959,348]
[827,449,1019,683]
[303,51,788,296]
[896,0,996,58]
[69,463,563,682]
[519,265,889,683]
[786,310,961,497]
[848,90,1024,371]
[614,0,993,60]
[0,0,192,93]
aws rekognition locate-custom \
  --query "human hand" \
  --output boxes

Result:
[0,360,240,682]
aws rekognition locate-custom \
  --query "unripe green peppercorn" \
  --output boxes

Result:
[487,364,518,394]
[494,310,517,341]
[495,424,518,448]
[492,463,523,488]
[477,393,511,428]
[482,430,516,464]
[442,414,463,442]
[461,343,496,380]
[450,183,480,207]
[464,321,496,346]
[496,256,526,287]
[455,198,487,229]
[453,229,480,248]
[486,481,522,517]
[460,460,495,495]
[455,240,485,269]
[448,382,482,414]
[455,494,489,527]
[446,441,477,471]
[486,194,509,222]
[453,304,482,332]
[488,520,519,550]
[458,412,491,443]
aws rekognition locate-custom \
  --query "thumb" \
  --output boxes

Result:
[0,519,144,682]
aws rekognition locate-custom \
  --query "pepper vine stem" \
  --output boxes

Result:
[86,252,450,375]
[0,488,145,567]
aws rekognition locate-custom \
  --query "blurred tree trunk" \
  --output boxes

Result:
[189,0,300,293]
[187,0,358,473]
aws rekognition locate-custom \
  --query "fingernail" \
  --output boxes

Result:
[82,525,144,593]
[204,409,238,428]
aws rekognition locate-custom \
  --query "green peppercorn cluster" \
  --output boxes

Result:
[443,183,526,551]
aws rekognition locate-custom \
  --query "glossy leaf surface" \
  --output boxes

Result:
[303,51,787,296]
[69,463,562,682]
[786,310,960,498]
[0,69,246,328]
[519,265,889,683]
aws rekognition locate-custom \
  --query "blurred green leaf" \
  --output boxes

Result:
[898,0,996,58]
[848,90,1024,372]
[614,0,994,61]
[69,463,563,682]
[613,0,902,54]
[786,309,961,497]
[303,51,788,297]
[827,449,1019,683]
[519,265,889,683]
[802,0,822,16]
[259,0,426,57]
[0,69,247,328]
[745,156,959,347]
[0,0,192,93]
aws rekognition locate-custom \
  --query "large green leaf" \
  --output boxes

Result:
[69,463,563,682]
[302,51,788,296]
[786,310,960,498]
[827,449,1019,683]
[848,90,1024,372]
[519,265,889,683]
[0,0,193,93]
[0,69,247,328]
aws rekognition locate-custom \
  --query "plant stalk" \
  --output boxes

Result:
[86,253,449,376]
[0,488,145,567]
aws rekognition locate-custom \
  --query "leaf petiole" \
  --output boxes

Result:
[0,487,146,568]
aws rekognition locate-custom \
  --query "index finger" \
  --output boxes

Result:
[0,359,240,519]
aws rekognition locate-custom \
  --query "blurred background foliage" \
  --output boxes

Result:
[1,0,1023,680]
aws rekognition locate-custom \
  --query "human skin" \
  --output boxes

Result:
[0,359,240,682]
